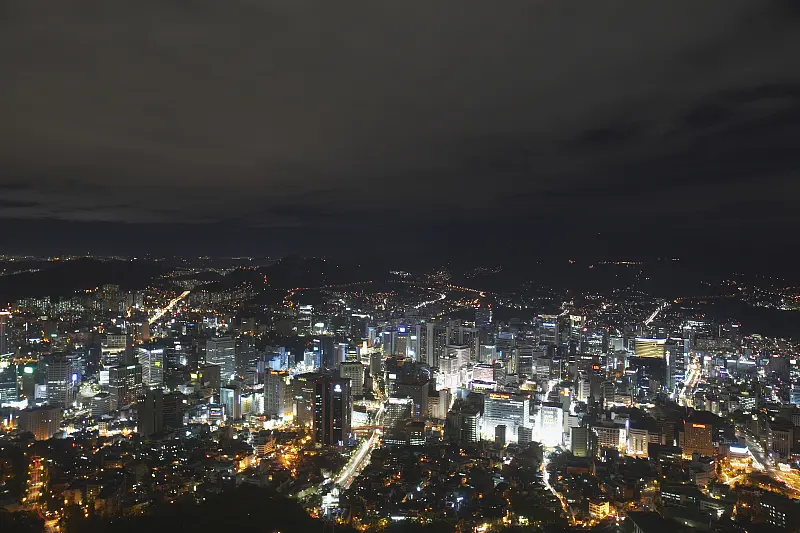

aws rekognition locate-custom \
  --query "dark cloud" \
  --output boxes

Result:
[0,0,798,258]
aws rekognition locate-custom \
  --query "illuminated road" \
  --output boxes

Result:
[149,290,191,325]
[542,453,574,525]
[644,301,668,326]
[678,361,700,406]
[413,292,447,309]
[336,405,384,489]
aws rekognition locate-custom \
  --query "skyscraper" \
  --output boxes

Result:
[313,375,351,446]
[138,389,164,438]
[46,354,75,407]
[339,362,365,397]
[206,337,236,382]
[109,364,143,409]
[220,385,242,421]
[0,311,11,355]
[264,370,288,417]
[137,346,163,388]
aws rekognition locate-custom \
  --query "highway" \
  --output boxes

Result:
[336,405,384,489]
[148,290,191,325]
[644,301,668,326]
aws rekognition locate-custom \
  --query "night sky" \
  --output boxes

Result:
[1,1,799,262]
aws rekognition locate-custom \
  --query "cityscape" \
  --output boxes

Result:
[2,255,800,533]
[3,2,800,533]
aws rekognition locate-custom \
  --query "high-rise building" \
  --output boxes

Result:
[206,337,236,382]
[571,426,589,457]
[483,393,531,444]
[162,392,187,429]
[264,371,288,417]
[108,364,143,409]
[537,402,564,447]
[193,363,221,393]
[312,375,351,446]
[0,311,11,355]
[101,334,131,366]
[665,339,685,390]
[137,346,163,388]
[538,315,559,346]
[386,396,414,428]
[681,421,714,457]
[424,323,448,368]
[138,389,164,438]
[339,362,365,397]
[0,362,18,403]
[293,372,321,428]
[46,354,75,407]
[90,392,113,418]
[220,385,242,421]
[394,380,429,419]
[18,406,61,440]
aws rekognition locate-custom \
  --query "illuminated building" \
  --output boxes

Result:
[90,392,113,418]
[665,339,685,390]
[483,392,531,444]
[206,337,236,383]
[588,499,610,519]
[220,385,242,420]
[681,421,714,457]
[538,315,559,345]
[264,370,289,417]
[627,426,649,457]
[137,345,163,387]
[18,406,61,440]
[45,354,75,407]
[101,333,130,366]
[592,421,626,450]
[312,375,351,446]
[0,311,10,355]
[292,372,321,427]
[386,396,413,428]
[424,323,448,367]
[571,426,589,457]
[0,362,17,403]
[634,338,666,358]
[108,364,143,408]
[163,392,187,428]
[536,401,563,446]
[339,361,365,396]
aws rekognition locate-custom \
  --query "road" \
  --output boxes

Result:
[149,290,191,325]
[336,405,384,489]
[644,301,668,326]
[678,360,701,406]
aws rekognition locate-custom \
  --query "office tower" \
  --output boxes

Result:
[0,311,10,355]
[164,339,188,368]
[665,339,685,390]
[206,337,236,382]
[18,406,62,440]
[137,346,163,388]
[138,390,164,438]
[478,344,497,363]
[483,392,531,444]
[368,352,383,387]
[424,323,448,368]
[293,372,321,428]
[681,420,714,457]
[447,403,481,444]
[437,354,462,390]
[473,363,496,384]
[312,376,351,446]
[634,338,666,358]
[386,396,414,428]
[537,402,564,447]
[627,426,649,457]
[90,392,113,418]
[46,354,75,407]
[427,388,451,420]
[0,362,18,403]
[264,370,288,417]
[475,307,491,329]
[235,335,259,375]
[108,364,143,409]
[538,315,559,345]
[162,392,187,428]
[515,346,542,378]
[571,426,589,457]
[394,380,429,419]
[101,334,131,366]
[220,385,242,421]
[339,362,365,397]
